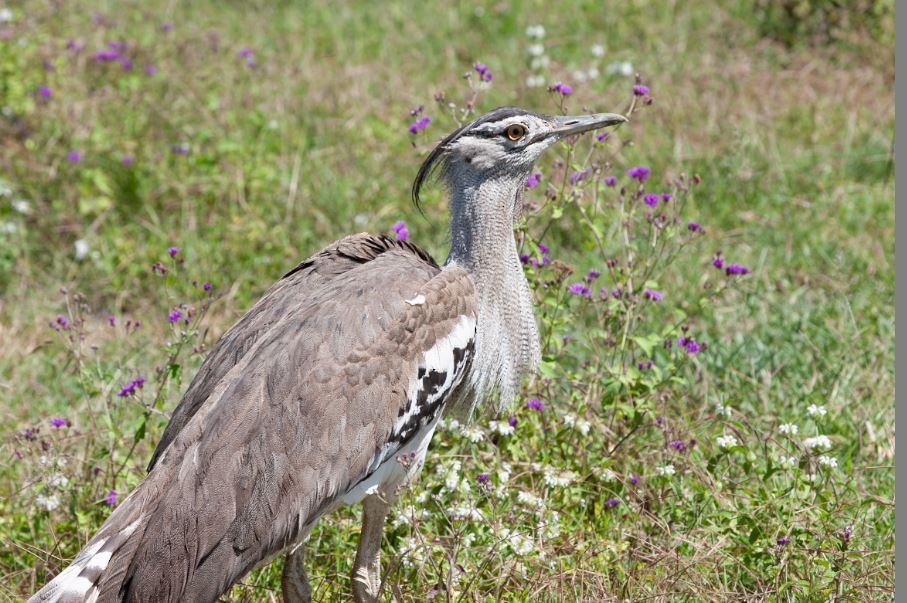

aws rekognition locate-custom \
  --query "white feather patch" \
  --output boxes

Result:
[405,294,426,305]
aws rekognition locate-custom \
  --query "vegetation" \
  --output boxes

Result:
[0,1,894,600]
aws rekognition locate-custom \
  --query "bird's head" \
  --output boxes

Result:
[413,106,627,205]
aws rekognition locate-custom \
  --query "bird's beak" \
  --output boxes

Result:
[547,112,628,138]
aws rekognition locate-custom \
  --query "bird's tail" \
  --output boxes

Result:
[29,487,152,603]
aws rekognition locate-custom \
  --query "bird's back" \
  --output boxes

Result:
[31,233,477,602]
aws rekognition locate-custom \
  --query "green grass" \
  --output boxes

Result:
[0,1,894,601]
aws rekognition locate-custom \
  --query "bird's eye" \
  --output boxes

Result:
[505,124,528,141]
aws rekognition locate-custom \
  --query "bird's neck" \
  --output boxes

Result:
[445,176,540,416]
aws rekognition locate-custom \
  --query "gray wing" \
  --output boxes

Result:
[148,233,440,470]
[31,235,477,603]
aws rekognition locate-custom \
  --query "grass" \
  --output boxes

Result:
[0,0,894,601]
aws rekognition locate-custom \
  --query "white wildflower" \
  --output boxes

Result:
[451,504,484,521]
[807,404,827,417]
[440,460,462,491]
[716,434,738,449]
[542,467,573,488]
[656,464,676,476]
[779,423,798,435]
[498,463,512,483]
[74,239,90,260]
[803,435,832,450]
[1,221,16,234]
[606,60,634,76]
[39,455,52,467]
[778,455,798,468]
[571,69,588,82]
[36,493,60,511]
[818,455,838,468]
[445,418,461,431]
[525,24,545,39]
[715,403,732,417]
[525,74,545,88]
[462,426,484,443]
[591,43,605,57]
[600,468,618,482]
[516,490,544,509]
[0,8,12,23]
[586,66,599,79]
[46,473,68,489]
[11,198,30,214]
[527,43,545,57]
[506,531,535,555]
[414,490,429,504]
[0,180,10,197]
[541,510,561,539]
[488,420,514,436]
[529,55,550,70]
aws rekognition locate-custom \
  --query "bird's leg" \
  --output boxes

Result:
[282,544,312,603]
[351,493,393,603]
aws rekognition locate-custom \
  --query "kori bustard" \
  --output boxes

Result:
[31,106,625,602]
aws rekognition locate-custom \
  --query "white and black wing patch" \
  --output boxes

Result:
[347,314,476,495]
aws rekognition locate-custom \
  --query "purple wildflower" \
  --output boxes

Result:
[66,39,83,52]
[50,417,68,428]
[53,315,70,330]
[473,62,493,81]
[121,154,134,166]
[167,308,183,323]
[584,269,600,283]
[238,47,254,59]
[725,263,751,276]
[507,415,518,427]
[670,439,687,452]
[604,497,620,508]
[92,49,120,62]
[203,281,213,291]
[526,398,544,411]
[643,193,659,207]
[160,22,173,33]
[712,256,725,269]
[171,143,189,155]
[549,81,573,96]
[568,282,591,297]
[526,172,542,188]
[643,288,663,301]
[537,243,550,254]
[66,150,83,163]
[477,472,490,484]
[687,222,701,232]
[677,337,702,354]
[661,193,673,203]
[168,246,179,258]
[777,535,790,546]
[390,220,409,241]
[38,85,52,98]
[627,165,650,182]
[117,376,146,397]
[519,253,530,264]
[107,315,116,327]
[655,416,664,425]
[120,57,133,71]
[629,474,640,485]
[408,116,431,134]
[246,59,258,69]
[595,132,610,142]
[143,64,158,75]
[409,105,423,117]
[633,84,649,96]
[603,175,617,187]
[104,489,118,506]
[638,359,654,370]
[569,170,589,184]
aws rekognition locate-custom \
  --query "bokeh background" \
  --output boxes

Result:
[0,1,894,600]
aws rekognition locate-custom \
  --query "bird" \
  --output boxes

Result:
[30,106,626,603]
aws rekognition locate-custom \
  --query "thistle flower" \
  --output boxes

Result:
[66,150,83,163]
[167,308,183,323]
[776,535,790,546]
[143,65,158,75]
[569,170,589,184]
[526,172,541,188]
[643,288,663,301]
[408,116,431,134]
[168,246,179,258]
[121,154,134,166]
[725,263,750,276]
[117,376,146,397]
[549,82,573,96]
[477,472,490,484]
[712,256,725,269]
[473,62,493,82]
[629,474,640,485]
[203,281,213,291]
[643,193,659,207]
[526,398,544,411]
[38,85,52,98]
[633,84,650,96]
[627,165,650,182]
[50,417,68,428]
[687,222,702,232]
[104,489,118,506]
[568,282,591,297]
[390,220,409,241]
[604,497,620,508]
